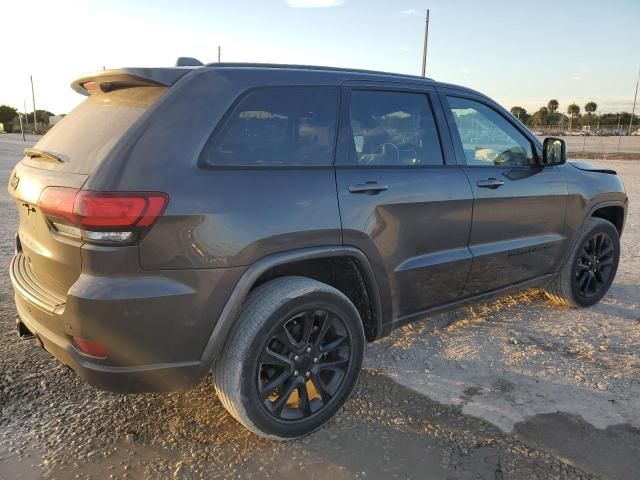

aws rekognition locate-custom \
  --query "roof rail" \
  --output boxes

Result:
[176,57,203,67]
[203,62,432,81]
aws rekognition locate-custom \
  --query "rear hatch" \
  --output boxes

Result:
[9,85,167,308]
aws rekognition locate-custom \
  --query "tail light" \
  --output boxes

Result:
[38,188,168,244]
[72,336,108,358]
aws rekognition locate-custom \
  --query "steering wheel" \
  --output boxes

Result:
[397,143,420,165]
[494,147,527,166]
[379,142,400,163]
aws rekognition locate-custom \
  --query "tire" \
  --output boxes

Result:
[213,276,365,440]
[545,217,620,307]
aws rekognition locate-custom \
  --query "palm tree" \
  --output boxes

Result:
[567,103,580,132]
[547,99,559,133]
[584,101,597,128]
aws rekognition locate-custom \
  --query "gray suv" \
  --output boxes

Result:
[8,61,627,439]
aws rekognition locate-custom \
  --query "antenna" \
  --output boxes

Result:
[175,57,203,67]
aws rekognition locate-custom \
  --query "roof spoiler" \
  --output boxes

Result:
[71,67,193,96]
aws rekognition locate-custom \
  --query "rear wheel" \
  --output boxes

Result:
[214,276,365,440]
[545,217,620,307]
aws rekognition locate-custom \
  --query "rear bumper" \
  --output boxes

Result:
[10,253,228,393]
[14,294,207,393]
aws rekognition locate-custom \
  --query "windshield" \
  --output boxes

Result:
[23,86,166,174]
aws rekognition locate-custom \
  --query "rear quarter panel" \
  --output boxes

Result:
[86,68,344,270]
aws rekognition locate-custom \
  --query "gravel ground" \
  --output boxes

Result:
[0,133,638,479]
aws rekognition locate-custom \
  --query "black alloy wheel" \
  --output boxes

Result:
[257,308,351,421]
[575,231,615,299]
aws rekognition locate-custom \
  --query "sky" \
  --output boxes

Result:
[1,0,638,116]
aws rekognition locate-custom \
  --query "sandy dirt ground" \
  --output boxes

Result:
[0,133,638,479]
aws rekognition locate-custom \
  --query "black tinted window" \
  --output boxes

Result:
[24,87,166,174]
[203,87,338,166]
[349,91,443,166]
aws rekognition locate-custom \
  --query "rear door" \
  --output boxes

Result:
[439,91,568,295]
[335,83,474,323]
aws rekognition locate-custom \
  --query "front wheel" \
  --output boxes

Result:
[545,217,620,307]
[214,276,365,440]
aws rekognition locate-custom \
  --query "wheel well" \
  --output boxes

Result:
[251,256,378,341]
[592,206,624,234]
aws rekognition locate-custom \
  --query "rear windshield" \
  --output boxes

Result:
[23,86,166,174]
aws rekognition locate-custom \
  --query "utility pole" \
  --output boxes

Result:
[617,112,623,152]
[218,46,221,63]
[23,101,29,129]
[18,114,25,142]
[421,9,430,77]
[30,75,38,134]
[629,66,639,135]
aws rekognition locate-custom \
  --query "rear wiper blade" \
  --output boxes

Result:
[23,147,66,163]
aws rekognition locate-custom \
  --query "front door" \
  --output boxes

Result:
[440,93,568,295]
[335,86,474,323]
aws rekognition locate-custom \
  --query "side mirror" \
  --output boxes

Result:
[542,137,566,166]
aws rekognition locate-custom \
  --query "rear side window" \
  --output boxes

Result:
[348,90,443,166]
[24,87,166,174]
[201,87,338,167]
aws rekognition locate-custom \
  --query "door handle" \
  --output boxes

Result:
[476,178,505,189]
[348,181,389,194]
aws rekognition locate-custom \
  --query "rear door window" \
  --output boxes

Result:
[24,87,166,174]
[201,87,339,167]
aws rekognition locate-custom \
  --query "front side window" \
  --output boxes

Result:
[349,91,443,166]
[202,87,338,166]
[447,97,534,167]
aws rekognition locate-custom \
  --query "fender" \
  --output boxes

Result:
[199,246,383,366]
[586,200,627,232]
[556,199,627,272]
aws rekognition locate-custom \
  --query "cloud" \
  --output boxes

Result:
[397,8,418,16]
[460,67,471,75]
[285,0,344,7]
[573,76,582,81]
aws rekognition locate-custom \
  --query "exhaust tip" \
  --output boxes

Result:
[16,319,34,339]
